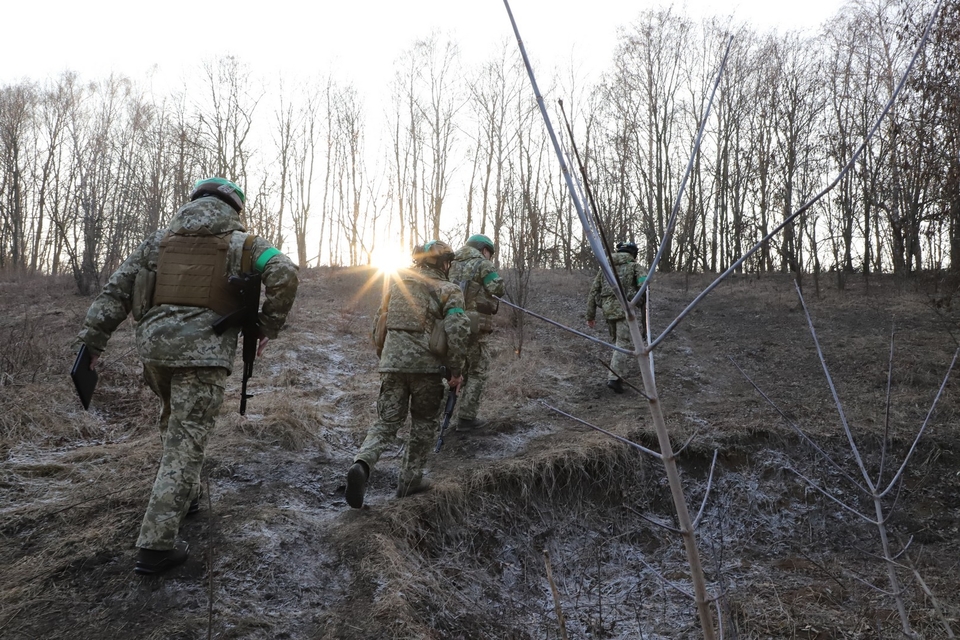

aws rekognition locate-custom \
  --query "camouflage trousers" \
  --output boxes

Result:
[457,337,490,422]
[137,365,226,550]
[355,372,444,489]
[607,319,636,381]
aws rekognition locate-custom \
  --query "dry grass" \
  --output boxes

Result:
[227,401,326,452]
[323,436,651,639]
[2,267,959,639]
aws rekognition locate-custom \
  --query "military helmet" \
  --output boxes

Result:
[465,233,496,256]
[615,241,639,258]
[190,177,246,212]
[413,240,456,268]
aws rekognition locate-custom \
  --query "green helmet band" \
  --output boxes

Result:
[466,234,495,255]
[415,240,454,267]
[191,177,246,212]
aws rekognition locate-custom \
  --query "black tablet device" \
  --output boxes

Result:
[70,344,99,410]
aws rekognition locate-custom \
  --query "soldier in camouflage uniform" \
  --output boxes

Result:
[447,234,505,430]
[77,177,299,574]
[345,240,470,508]
[585,242,646,393]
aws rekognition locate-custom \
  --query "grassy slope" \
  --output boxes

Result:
[1,267,958,639]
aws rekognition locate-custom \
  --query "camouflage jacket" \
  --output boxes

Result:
[78,197,299,374]
[375,264,470,374]
[449,244,505,316]
[586,251,646,322]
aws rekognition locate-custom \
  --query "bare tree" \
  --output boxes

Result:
[769,33,825,283]
[288,79,321,268]
[501,102,549,356]
[137,89,183,241]
[387,47,425,249]
[195,57,262,231]
[335,84,367,265]
[704,22,761,274]
[69,76,126,293]
[417,34,463,240]
[935,1,960,272]
[465,42,523,249]
[31,75,72,274]
[0,82,35,271]
[272,79,296,253]
[610,8,693,272]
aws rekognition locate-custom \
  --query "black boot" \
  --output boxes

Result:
[346,461,369,509]
[607,378,624,394]
[134,541,189,575]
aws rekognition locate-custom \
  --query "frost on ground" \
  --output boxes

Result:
[1,268,959,639]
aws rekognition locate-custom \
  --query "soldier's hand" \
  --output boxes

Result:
[587,319,595,329]
[257,334,270,357]
[448,375,463,392]
[89,354,99,370]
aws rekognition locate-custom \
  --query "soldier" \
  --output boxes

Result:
[585,242,646,393]
[447,234,505,430]
[77,177,299,575]
[346,240,470,508]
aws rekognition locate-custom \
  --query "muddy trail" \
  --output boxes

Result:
[1,268,959,639]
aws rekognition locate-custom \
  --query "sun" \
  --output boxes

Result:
[370,244,411,276]
[347,244,413,306]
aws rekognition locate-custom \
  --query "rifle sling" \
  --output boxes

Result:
[241,234,256,273]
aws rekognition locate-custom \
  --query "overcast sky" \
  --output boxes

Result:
[6,0,844,96]
[5,0,846,261]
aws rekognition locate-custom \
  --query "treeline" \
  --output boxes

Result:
[0,0,956,294]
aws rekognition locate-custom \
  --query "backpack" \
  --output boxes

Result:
[372,273,448,357]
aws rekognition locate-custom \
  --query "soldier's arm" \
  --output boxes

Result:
[252,240,299,339]
[479,259,505,297]
[636,265,648,317]
[634,262,648,288]
[586,270,602,321]
[622,262,642,301]
[77,236,155,354]
[441,286,470,374]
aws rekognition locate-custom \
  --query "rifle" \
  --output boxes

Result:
[434,390,457,453]
[434,367,459,453]
[212,271,262,415]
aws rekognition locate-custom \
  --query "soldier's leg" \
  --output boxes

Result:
[142,364,173,434]
[137,367,226,551]
[397,373,444,493]
[142,365,205,514]
[608,320,635,381]
[354,373,409,473]
[457,339,489,424]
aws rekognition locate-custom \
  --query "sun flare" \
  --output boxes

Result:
[370,244,411,276]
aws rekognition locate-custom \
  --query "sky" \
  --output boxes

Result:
[3,0,846,263]
[5,0,846,97]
